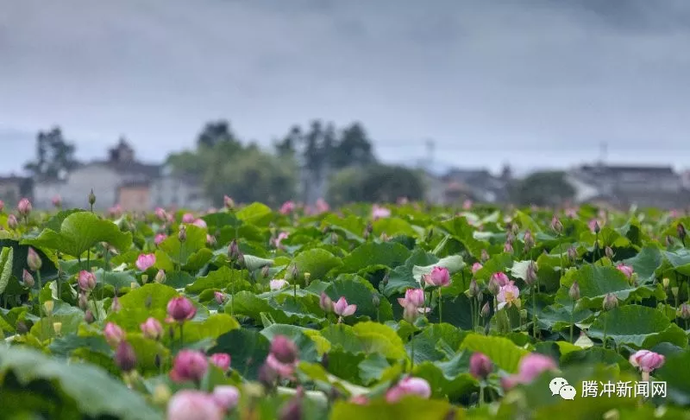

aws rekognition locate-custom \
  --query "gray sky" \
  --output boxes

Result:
[2,0,690,176]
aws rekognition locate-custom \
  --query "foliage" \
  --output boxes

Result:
[509,171,575,206]
[327,165,426,205]
[0,200,689,419]
[23,126,79,181]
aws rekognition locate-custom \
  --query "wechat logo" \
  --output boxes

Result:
[549,377,576,400]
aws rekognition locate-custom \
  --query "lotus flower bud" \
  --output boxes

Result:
[115,341,137,372]
[88,190,96,206]
[303,272,311,285]
[104,322,125,346]
[212,385,240,412]
[279,397,303,420]
[78,270,97,291]
[372,294,380,308]
[53,322,62,336]
[289,265,299,281]
[525,261,538,286]
[487,277,501,296]
[167,297,197,322]
[224,195,235,209]
[111,295,122,312]
[567,246,578,262]
[468,279,480,298]
[523,230,534,251]
[215,291,226,305]
[261,265,271,279]
[481,249,490,262]
[170,350,209,382]
[258,362,278,390]
[662,278,670,289]
[677,302,690,320]
[17,198,32,217]
[154,269,166,284]
[678,223,686,242]
[22,269,35,287]
[504,241,514,254]
[603,293,618,311]
[27,247,42,271]
[84,309,95,324]
[7,214,18,229]
[629,350,665,373]
[78,292,88,310]
[0,200,3,212]
[605,246,614,259]
[469,352,493,380]
[569,281,580,301]
[210,353,232,371]
[319,293,333,313]
[178,226,187,242]
[480,302,491,318]
[270,335,298,364]
[551,216,563,234]
[140,317,164,340]
[672,287,679,297]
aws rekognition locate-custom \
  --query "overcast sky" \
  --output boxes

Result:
[2,0,690,176]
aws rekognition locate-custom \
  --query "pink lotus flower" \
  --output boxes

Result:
[270,335,298,364]
[315,198,330,213]
[180,213,194,223]
[497,281,520,310]
[398,288,425,308]
[7,214,17,229]
[629,350,665,373]
[214,291,225,305]
[372,205,391,220]
[269,279,289,291]
[273,232,289,248]
[206,234,216,245]
[350,395,369,405]
[17,198,32,216]
[0,200,4,212]
[78,270,96,291]
[212,386,240,412]
[616,264,634,280]
[167,390,223,420]
[22,269,35,287]
[52,195,62,207]
[565,207,578,218]
[471,263,483,274]
[170,350,209,383]
[27,247,42,271]
[266,353,296,378]
[167,296,197,321]
[280,201,295,215]
[154,233,167,245]
[155,207,168,221]
[470,352,493,380]
[209,353,232,371]
[140,317,163,340]
[193,218,207,228]
[319,293,333,313]
[109,205,123,218]
[588,219,601,233]
[104,322,125,347]
[423,266,450,287]
[385,377,432,403]
[136,253,156,271]
[332,297,357,317]
[490,272,510,287]
[503,353,558,390]
[463,199,473,210]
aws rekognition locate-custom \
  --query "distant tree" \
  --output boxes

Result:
[197,120,239,149]
[24,127,78,180]
[509,171,575,207]
[330,122,376,169]
[327,164,426,205]
[274,125,301,157]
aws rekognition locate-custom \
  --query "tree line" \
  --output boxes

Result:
[21,121,430,207]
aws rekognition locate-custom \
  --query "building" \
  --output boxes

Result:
[34,139,211,211]
[0,176,33,207]
[441,166,511,204]
[567,164,690,209]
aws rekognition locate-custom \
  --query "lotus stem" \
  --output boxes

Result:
[570,300,575,343]
[438,288,443,324]
[532,286,538,340]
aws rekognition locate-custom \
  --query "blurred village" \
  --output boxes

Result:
[1,121,690,212]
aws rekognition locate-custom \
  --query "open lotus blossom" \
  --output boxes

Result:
[497,281,520,310]
[280,201,295,214]
[167,390,223,420]
[332,297,357,317]
[372,204,391,220]
[490,272,510,287]
[269,279,289,291]
[385,377,432,403]
[211,386,240,412]
[398,288,425,309]
[471,262,483,274]
[423,266,451,287]
[136,253,156,271]
[209,353,232,371]
[170,350,209,383]
[629,350,665,373]
[616,264,634,280]
[315,198,330,213]
[181,213,196,223]
[273,232,289,248]
[154,233,167,245]
[502,353,558,389]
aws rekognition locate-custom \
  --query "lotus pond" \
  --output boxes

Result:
[1,201,690,419]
